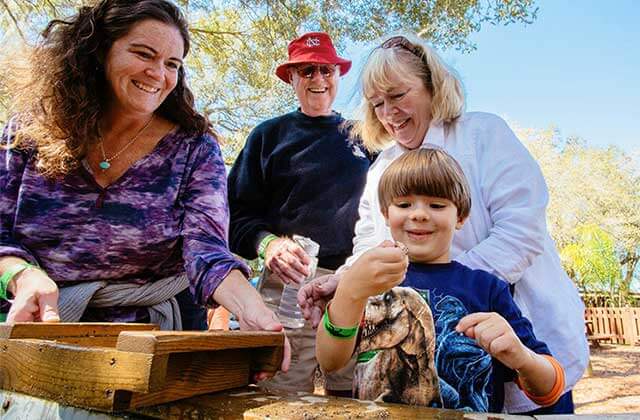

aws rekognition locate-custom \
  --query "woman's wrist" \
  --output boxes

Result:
[212,269,259,321]
[0,261,38,298]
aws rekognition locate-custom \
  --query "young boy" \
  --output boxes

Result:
[316,148,565,412]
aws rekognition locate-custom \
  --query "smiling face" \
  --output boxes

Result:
[385,194,464,264]
[290,63,339,117]
[103,19,184,119]
[367,70,433,150]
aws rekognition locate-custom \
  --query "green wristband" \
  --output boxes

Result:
[258,233,279,260]
[322,302,359,340]
[357,350,379,363]
[0,262,36,300]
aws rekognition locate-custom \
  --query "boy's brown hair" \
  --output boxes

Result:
[378,148,472,218]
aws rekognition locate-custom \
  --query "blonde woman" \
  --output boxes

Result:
[301,34,587,414]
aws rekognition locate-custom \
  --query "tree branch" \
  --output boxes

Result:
[190,27,245,36]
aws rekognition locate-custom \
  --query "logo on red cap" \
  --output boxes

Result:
[305,37,320,47]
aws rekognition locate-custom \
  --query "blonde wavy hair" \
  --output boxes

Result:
[352,34,465,152]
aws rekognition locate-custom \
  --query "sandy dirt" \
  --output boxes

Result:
[574,344,640,415]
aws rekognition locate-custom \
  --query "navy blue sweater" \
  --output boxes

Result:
[227,110,370,269]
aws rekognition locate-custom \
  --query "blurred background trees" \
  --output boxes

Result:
[518,125,640,306]
[0,0,537,160]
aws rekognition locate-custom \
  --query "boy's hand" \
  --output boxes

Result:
[338,240,409,302]
[455,312,534,371]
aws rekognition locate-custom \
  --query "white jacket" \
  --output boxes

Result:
[345,112,589,413]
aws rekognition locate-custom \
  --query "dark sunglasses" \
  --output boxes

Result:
[380,36,423,60]
[294,64,337,79]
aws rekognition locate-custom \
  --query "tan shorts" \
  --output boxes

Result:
[257,267,355,393]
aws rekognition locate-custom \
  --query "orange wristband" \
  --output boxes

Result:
[515,355,565,407]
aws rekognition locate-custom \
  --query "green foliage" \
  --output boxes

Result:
[560,224,621,295]
[519,125,640,306]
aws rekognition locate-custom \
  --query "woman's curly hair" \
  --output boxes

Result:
[7,0,210,177]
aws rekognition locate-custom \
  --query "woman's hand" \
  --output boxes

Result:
[338,240,409,303]
[213,270,291,379]
[297,273,340,329]
[236,301,292,381]
[7,268,60,323]
[264,237,311,285]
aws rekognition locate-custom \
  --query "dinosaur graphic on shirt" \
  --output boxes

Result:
[354,287,442,407]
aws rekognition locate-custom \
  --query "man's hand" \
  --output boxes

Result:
[297,273,340,329]
[7,268,60,323]
[264,237,311,285]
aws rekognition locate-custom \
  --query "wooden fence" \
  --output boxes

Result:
[584,307,640,345]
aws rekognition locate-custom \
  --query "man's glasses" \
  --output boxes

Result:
[380,36,423,61]
[294,64,337,79]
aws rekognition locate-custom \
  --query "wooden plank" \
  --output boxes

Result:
[116,330,284,355]
[0,323,156,348]
[115,331,284,409]
[250,345,284,373]
[125,349,250,409]
[0,338,154,411]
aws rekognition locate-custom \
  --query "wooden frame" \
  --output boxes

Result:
[0,323,283,412]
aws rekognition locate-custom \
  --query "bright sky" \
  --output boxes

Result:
[335,0,639,153]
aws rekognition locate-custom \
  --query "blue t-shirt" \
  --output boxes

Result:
[354,261,550,413]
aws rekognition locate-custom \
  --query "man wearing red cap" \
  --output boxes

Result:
[228,32,371,394]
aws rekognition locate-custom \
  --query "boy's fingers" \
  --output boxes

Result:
[475,324,503,348]
[488,334,512,355]
[455,312,492,333]
[463,326,476,339]
[378,240,396,248]
[380,246,407,259]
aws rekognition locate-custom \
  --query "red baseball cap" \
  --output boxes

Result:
[275,32,352,84]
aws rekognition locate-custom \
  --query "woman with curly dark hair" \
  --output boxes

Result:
[0,0,290,371]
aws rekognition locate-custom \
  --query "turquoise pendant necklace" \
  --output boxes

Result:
[98,115,154,171]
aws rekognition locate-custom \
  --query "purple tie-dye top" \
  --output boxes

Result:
[0,123,249,322]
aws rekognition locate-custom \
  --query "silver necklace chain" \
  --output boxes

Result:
[98,115,154,169]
